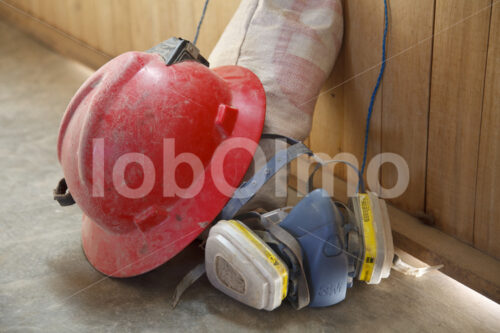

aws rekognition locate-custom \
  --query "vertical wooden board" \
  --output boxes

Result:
[157,0,200,51]
[24,0,37,16]
[36,0,62,30]
[24,0,35,14]
[474,1,500,259]
[29,0,46,22]
[152,0,239,57]
[54,0,69,32]
[4,0,29,12]
[27,0,39,16]
[176,0,199,43]
[69,0,126,55]
[309,53,345,166]
[110,0,132,54]
[340,0,384,186]
[380,0,435,213]
[78,0,101,52]
[93,0,118,54]
[8,0,39,15]
[154,0,179,44]
[195,0,240,55]
[155,0,196,49]
[149,0,163,45]
[157,0,240,57]
[64,0,84,39]
[128,0,157,51]
[426,0,492,243]
[308,0,346,167]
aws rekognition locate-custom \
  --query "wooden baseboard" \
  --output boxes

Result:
[290,164,500,303]
[0,1,109,69]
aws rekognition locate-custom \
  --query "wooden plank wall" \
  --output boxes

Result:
[1,0,499,260]
[427,0,492,245]
[311,0,499,261]
[381,0,435,213]
[0,0,239,66]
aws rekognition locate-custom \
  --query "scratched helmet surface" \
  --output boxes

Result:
[57,50,266,277]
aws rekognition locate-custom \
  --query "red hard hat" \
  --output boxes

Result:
[57,50,265,277]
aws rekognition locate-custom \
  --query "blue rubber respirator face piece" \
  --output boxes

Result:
[277,189,350,307]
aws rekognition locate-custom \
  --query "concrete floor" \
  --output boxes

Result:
[1,20,500,332]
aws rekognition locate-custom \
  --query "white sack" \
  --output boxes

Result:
[210,0,343,210]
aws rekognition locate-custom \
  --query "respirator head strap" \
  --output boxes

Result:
[220,140,312,220]
[307,157,365,193]
[263,221,310,309]
[260,133,300,146]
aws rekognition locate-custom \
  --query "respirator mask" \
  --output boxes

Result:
[205,189,394,310]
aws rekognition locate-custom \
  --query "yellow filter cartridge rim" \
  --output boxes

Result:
[226,220,288,300]
[359,194,378,282]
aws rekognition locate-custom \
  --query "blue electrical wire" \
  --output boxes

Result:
[309,159,365,194]
[193,0,210,45]
[359,0,389,192]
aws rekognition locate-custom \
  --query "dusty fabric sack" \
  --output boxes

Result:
[209,0,343,210]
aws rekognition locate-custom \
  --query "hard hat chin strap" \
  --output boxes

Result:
[220,135,313,220]
[53,178,75,206]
